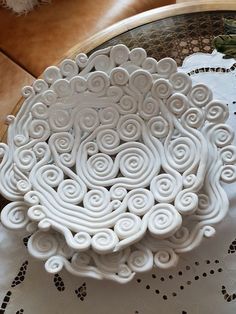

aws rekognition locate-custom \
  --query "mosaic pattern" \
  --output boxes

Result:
[95,11,236,65]
[75,282,87,301]
[53,274,65,292]
[11,261,28,288]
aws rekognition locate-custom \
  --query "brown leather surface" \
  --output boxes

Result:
[0,0,175,77]
[0,52,34,140]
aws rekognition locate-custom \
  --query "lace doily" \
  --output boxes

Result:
[1,49,236,313]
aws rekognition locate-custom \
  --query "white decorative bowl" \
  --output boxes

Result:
[0,44,235,283]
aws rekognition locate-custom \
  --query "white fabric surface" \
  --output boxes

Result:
[1,50,236,314]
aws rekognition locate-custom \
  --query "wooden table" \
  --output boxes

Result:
[3,1,236,143]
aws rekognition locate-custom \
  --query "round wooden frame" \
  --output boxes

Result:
[2,1,236,141]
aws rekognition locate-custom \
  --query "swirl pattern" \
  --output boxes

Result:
[205,100,229,123]
[138,97,160,120]
[148,204,182,238]
[33,79,48,93]
[110,184,127,201]
[156,57,177,78]
[167,137,196,173]
[114,213,142,240]
[57,180,83,204]
[87,71,110,93]
[31,102,48,119]
[1,201,29,229]
[45,256,64,273]
[127,246,153,272]
[129,48,147,66]
[142,57,158,73]
[83,188,110,214]
[148,116,169,138]
[94,55,112,72]
[169,72,192,95]
[42,90,57,106]
[127,188,154,216]
[119,95,137,114]
[91,229,119,253]
[48,108,72,132]
[220,165,236,183]
[52,79,71,97]
[151,78,173,99]
[43,66,62,84]
[29,119,50,139]
[129,70,152,94]
[210,124,234,148]
[28,205,46,221]
[39,165,64,188]
[119,146,152,180]
[1,45,235,284]
[28,230,59,260]
[110,68,129,86]
[97,129,120,153]
[117,114,142,142]
[98,107,119,126]
[50,132,74,153]
[70,76,87,93]
[87,154,114,180]
[150,174,182,203]
[154,248,179,269]
[220,145,236,164]
[175,191,198,215]
[110,44,129,65]
[59,59,78,78]
[77,108,99,133]
[188,83,212,107]
[73,232,91,251]
[167,93,189,117]
[181,107,205,128]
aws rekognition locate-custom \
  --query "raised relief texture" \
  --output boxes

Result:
[0,45,235,283]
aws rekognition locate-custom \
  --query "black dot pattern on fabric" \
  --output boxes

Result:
[16,309,24,314]
[22,235,31,248]
[221,285,236,302]
[53,274,65,292]
[11,261,28,288]
[139,259,225,304]
[75,282,87,301]
[228,238,236,254]
[187,64,236,77]
[0,291,12,313]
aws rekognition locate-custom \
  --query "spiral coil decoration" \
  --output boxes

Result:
[150,174,182,203]
[148,204,182,238]
[0,45,235,284]
[1,201,29,229]
[114,213,142,240]
[127,188,154,216]
[91,229,119,254]
[28,230,59,260]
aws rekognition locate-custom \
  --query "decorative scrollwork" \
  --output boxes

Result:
[0,44,235,284]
